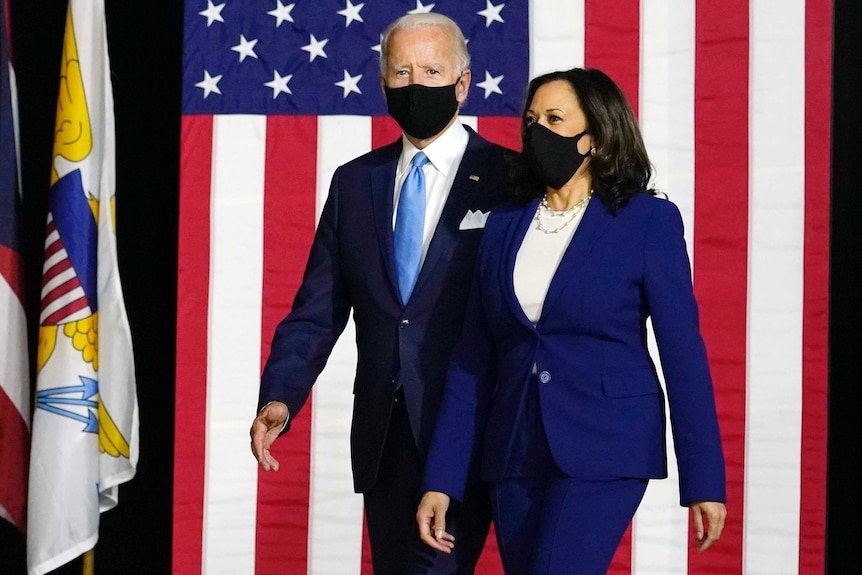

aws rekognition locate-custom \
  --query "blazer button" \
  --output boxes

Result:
[538,371,551,384]
[400,319,410,329]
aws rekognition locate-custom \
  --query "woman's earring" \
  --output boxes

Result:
[590,147,597,155]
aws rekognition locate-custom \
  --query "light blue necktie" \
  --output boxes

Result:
[394,151,429,305]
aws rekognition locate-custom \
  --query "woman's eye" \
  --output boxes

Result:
[525,117,537,125]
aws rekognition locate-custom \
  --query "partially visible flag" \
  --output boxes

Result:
[27,1,139,574]
[0,0,30,534]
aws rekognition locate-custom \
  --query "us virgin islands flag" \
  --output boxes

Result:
[27,1,139,573]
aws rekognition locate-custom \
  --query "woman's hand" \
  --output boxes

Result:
[416,491,455,553]
[690,501,727,552]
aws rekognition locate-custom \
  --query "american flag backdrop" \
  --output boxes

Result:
[174,1,831,574]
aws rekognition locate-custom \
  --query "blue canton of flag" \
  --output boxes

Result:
[183,0,528,116]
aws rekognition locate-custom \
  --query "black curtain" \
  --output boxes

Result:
[1,1,860,573]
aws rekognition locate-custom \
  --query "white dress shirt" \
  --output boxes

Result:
[393,119,469,264]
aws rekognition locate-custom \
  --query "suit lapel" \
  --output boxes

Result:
[501,197,542,329]
[409,128,484,303]
[370,146,401,300]
[537,195,613,326]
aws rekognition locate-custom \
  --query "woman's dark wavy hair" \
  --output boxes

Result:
[508,67,653,212]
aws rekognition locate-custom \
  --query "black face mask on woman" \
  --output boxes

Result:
[385,82,459,140]
[525,122,592,189]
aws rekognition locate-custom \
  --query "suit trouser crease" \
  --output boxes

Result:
[363,395,491,575]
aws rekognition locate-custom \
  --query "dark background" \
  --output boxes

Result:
[2,1,860,573]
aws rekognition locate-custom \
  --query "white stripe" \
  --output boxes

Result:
[0,504,14,527]
[635,2,696,571]
[459,115,478,131]
[529,0,585,76]
[0,281,30,423]
[744,2,805,572]
[314,116,371,224]
[639,1,696,260]
[204,115,266,575]
[41,238,63,272]
[41,263,76,298]
[39,286,88,321]
[307,116,370,575]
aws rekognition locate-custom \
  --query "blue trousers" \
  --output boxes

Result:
[490,375,648,574]
[490,475,647,574]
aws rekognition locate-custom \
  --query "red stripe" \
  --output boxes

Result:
[584,0,641,117]
[584,3,641,571]
[42,235,63,261]
[361,511,373,575]
[800,1,831,572]
[41,257,71,286]
[172,115,213,575]
[607,526,632,574]
[41,269,76,303]
[477,117,522,152]
[254,116,318,575]
[41,295,88,326]
[0,387,28,531]
[42,246,60,268]
[0,243,23,303]
[473,523,504,574]
[693,1,748,571]
[372,115,403,149]
[42,276,81,306]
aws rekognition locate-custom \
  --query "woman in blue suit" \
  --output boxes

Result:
[416,68,727,574]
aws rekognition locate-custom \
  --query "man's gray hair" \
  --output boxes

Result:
[379,13,470,76]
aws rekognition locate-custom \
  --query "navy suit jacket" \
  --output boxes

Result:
[258,125,508,493]
[423,193,726,507]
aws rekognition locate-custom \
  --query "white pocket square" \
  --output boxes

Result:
[459,209,490,230]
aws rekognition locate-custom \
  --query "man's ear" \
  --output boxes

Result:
[455,69,471,104]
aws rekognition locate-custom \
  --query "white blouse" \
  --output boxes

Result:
[513,197,590,325]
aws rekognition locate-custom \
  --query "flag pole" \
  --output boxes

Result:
[82,549,94,575]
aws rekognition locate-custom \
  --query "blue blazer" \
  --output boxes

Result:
[258,126,508,493]
[423,193,726,506]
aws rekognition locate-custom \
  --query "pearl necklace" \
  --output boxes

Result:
[536,191,592,234]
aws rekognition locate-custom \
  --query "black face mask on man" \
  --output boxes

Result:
[385,82,459,140]
[525,122,592,189]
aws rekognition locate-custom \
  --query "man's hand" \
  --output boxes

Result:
[416,491,455,553]
[249,401,289,471]
[690,500,727,552]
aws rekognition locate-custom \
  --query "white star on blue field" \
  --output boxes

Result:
[183,0,527,116]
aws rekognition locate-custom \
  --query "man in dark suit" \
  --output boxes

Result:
[249,12,508,575]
